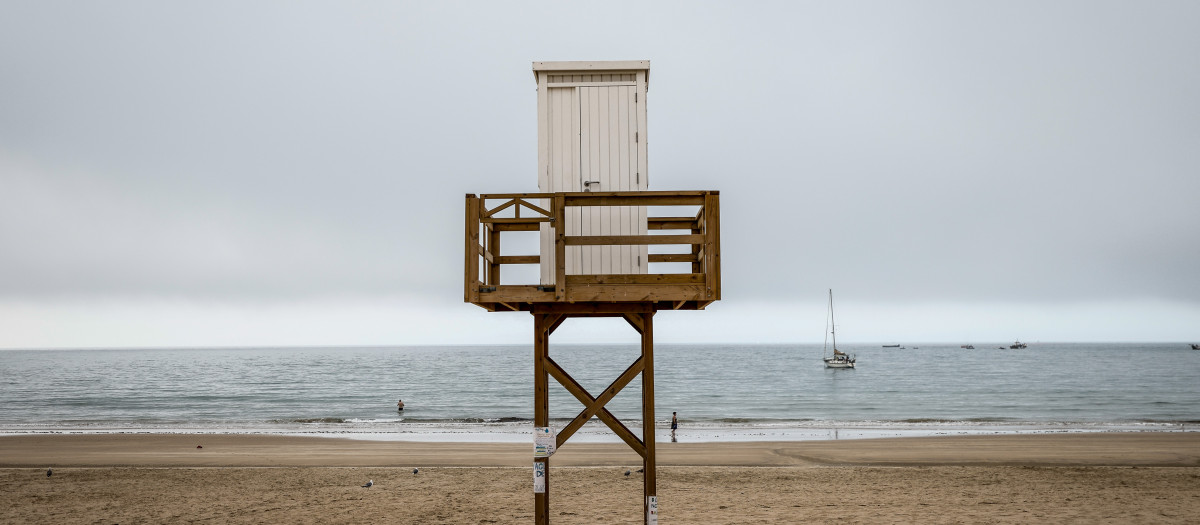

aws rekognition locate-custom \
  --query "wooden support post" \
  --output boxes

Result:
[639,312,657,524]
[533,314,550,525]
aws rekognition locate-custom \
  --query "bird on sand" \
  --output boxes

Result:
[636,468,644,473]
[362,480,373,488]
[46,468,52,478]
[412,468,419,474]
[624,469,631,476]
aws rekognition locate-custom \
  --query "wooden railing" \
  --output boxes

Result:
[465,191,720,311]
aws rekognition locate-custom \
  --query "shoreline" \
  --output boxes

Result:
[2,419,1192,443]
[3,432,1198,468]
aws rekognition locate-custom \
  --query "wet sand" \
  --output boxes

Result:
[3,433,1199,523]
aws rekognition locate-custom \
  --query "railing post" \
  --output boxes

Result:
[488,223,501,286]
[465,194,480,303]
[704,192,721,301]
[553,194,566,301]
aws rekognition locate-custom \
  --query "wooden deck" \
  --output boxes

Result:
[465,191,720,312]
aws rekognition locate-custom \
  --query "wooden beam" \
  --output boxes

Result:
[545,314,566,336]
[564,234,704,246]
[478,286,555,302]
[566,274,703,285]
[622,312,645,335]
[531,303,653,314]
[545,356,646,456]
[481,217,550,224]
[478,286,709,306]
[483,198,518,218]
[495,255,540,265]
[647,253,698,263]
[492,221,540,231]
[480,192,554,200]
[648,217,699,230]
[515,198,551,217]
[566,195,703,206]
[564,284,705,303]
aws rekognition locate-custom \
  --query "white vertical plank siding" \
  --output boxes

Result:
[607,85,623,271]
[566,86,583,275]
[617,85,632,270]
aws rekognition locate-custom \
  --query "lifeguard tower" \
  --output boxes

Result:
[465,60,720,524]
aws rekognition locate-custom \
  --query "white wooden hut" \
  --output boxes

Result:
[533,60,650,285]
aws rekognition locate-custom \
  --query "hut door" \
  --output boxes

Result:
[540,83,646,284]
[578,85,646,275]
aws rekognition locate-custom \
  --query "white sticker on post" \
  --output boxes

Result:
[534,461,546,493]
[647,495,658,524]
[534,426,556,457]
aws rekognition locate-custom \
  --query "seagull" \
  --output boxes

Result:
[636,468,644,473]
[624,469,631,476]
[46,468,52,478]
[362,480,373,488]
[412,468,419,474]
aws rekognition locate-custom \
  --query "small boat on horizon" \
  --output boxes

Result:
[961,345,975,349]
[882,344,900,348]
[1191,344,1199,350]
[1010,340,1028,349]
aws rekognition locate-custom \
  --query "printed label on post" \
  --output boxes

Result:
[647,495,658,524]
[533,426,556,457]
[533,461,546,493]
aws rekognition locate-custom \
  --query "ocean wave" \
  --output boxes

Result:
[262,416,536,425]
[278,418,348,424]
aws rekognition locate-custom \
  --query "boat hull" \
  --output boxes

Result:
[823,357,855,369]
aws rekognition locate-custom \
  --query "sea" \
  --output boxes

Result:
[2,343,1197,442]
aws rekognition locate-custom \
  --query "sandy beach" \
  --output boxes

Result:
[3,432,1199,523]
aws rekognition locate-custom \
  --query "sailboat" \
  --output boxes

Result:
[822,289,856,369]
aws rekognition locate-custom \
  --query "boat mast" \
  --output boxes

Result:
[829,289,838,353]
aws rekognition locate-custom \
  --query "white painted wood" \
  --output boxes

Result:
[535,61,649,283]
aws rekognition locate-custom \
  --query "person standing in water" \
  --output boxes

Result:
[670,411,678,437]
[397,399,405,411]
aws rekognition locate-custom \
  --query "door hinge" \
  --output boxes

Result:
[635,92,638,103]
[635,132,638,143]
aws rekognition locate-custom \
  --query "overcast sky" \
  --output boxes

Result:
[2,1,1198,348]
